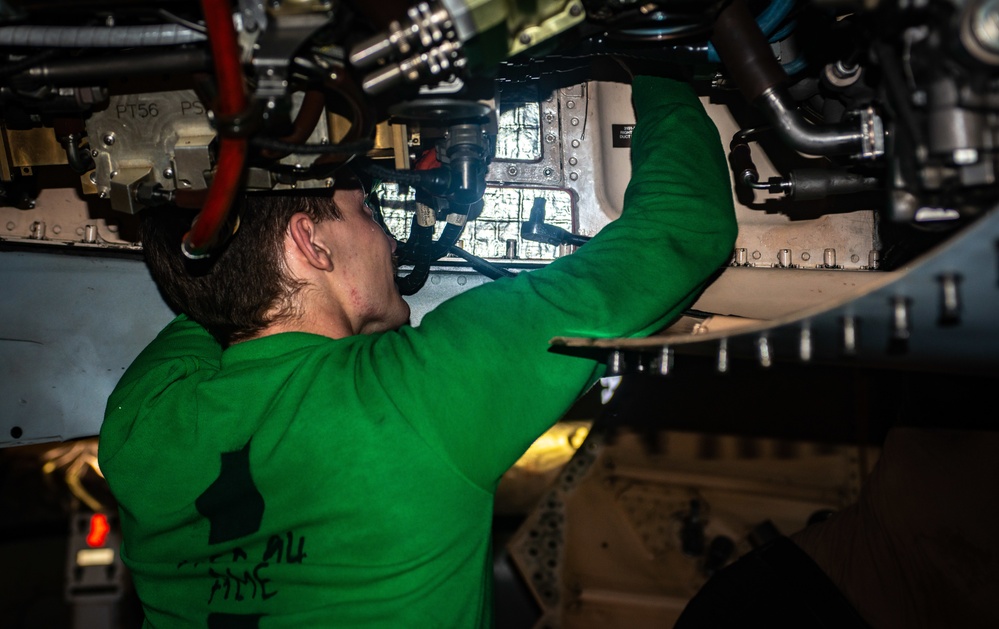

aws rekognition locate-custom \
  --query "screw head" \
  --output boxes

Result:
[103,134,115,146]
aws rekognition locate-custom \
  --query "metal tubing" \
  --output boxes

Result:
[758,86,870,156]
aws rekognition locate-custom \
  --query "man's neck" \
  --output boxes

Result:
[243,302,356,343]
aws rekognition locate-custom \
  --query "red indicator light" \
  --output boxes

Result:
[86,513,110,548]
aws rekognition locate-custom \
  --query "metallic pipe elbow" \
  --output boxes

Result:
[758,85,884,159]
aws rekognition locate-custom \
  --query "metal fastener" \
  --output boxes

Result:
[799,324,812,362]
[823,248,837,268]
[757,335,772,367]
[607,350,626,376]
[841,316,857,355]
[653,346,673,376]
[777,249,791,267]
[937,273,961,326]
[868,250,880,270]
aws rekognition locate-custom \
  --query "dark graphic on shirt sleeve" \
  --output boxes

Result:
[196,439,265,545]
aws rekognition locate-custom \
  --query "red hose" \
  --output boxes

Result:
[183,0,249,258]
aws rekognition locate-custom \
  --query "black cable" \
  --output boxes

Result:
[358,159,452,197]
[14,47,209,86]
[447,245,516,280]
[156,8,207,34]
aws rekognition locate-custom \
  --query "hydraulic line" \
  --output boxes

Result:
[706,0,794,62]
[447,245,515,279]
[182,0,248,259]
[710,0,882,158]
[20,48,210,86]
[360,160,451,196]
[0,24,205,47]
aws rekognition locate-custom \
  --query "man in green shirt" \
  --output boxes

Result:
[98,75,737,627]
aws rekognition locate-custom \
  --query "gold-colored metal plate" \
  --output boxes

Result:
[6,127,68,167]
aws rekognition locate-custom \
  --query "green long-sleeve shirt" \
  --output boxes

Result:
[98,76,737,628]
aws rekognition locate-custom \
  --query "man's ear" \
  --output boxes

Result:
[288,212,334,271]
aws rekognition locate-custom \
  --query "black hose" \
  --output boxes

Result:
[709,0,787,102]
[448,245,516,280]
[60,133,94,174]
[360,160,451,197]
[711,0,878,158]
[17,47,210,86]
[430,221,466,260]
[395,219,433,296]
[394,191,440,296]
[0,49,56,78]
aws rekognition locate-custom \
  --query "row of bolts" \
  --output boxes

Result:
[605,273,962,375]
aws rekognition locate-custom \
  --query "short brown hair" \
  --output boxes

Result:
[141,191,342,347]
